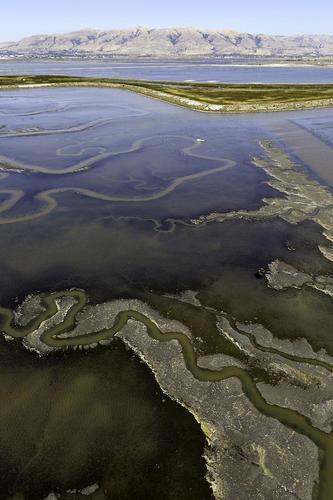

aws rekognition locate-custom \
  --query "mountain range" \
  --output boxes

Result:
[1,27,333,58]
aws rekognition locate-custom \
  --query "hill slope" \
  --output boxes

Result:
[1,27,333,58]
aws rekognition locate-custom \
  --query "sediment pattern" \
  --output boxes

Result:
[191,140,333,262]
[1,289,333,499]
[0,118,118,140]
[0,135,235,223]
[0,102,149,140]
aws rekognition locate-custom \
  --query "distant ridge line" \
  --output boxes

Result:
[1,27,333,58]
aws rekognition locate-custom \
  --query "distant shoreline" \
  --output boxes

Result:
[1,57,333,68]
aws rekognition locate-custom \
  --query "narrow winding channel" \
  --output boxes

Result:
[0,289,332,499]
[0,135,235,224]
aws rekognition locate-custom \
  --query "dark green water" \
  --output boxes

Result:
[0,338,211,500]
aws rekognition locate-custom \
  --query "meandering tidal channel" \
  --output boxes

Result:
[0,84,332,499]
[0,288,333,498]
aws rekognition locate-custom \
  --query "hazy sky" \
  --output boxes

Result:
[2,0,332,41]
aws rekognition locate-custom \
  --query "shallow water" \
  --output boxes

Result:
[0,87,332,344]
[0,85,333,498]
[0,337,211,500]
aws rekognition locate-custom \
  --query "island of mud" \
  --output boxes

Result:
[191,140,333,263]
[266,259,333,298]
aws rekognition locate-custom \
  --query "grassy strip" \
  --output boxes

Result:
[1,74,333,111]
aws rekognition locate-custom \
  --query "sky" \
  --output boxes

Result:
[1,0,332,41]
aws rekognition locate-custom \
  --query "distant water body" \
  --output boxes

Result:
[1,60,333,83]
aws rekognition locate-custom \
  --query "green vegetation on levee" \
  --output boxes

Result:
[2,74,333,109]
